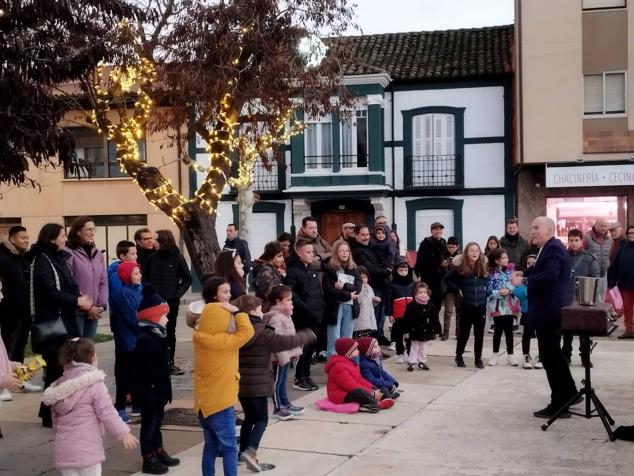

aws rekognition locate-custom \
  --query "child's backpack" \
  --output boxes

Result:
[392,297,413,319]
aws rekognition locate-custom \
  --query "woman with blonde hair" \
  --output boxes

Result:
[322,240,362,357]
[443,242,489,369]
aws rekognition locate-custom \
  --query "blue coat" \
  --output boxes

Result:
[442,269,488,307]
[524,237,572,331]
[108,261,141,352]
[359,355,398,389]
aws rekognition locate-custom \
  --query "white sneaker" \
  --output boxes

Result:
[389,342,396,352]
[20,381,43,393]
[0,389,13,401]
[488,353,499,366]
[534,355,544,369]
[396,355,405,364]
[507,354,518,366]
[522,354,533,369]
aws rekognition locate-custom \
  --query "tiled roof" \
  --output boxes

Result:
[328,25,514,81]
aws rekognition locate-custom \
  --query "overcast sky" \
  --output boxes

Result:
[346,0,515,35]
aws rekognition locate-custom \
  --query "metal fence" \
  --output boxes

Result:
[304,155,333,170]
[252,160,281,191]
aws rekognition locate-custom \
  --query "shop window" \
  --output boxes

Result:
[546,196,627,244]
[64,215,147,263]
[583,73,626,116]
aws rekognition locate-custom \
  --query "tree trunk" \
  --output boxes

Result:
[236,185,255,243]
[178,203,222,281]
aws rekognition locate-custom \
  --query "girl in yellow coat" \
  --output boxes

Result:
[193,277,254,476]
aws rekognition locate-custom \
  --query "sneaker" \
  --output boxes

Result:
[406,364,414,372]
[359,402,380,413]
[0,389,13,401]
[396,355,406,364]
[418,362,430,371]
[507,354,518,367]
[272,407,294,421]
[474,359,484,369]
[379,398,395,410]
[240,447,261,472]
[487,325,495,334]
[533,405,571,419]
[130,407,141,418]
[522,355,533,369]
[305,377,319,390]
[455,355,466,368]
[285,403,304,415]
[293,379,312,391]
[117,409,131,424]
[488,353,499,366]
[170,364,185,376]
[157,450,180,467]
[389,342,396,351]
[513,325,522,335]
[142,455,168,474]
[20,381,43,392]
[534,356,543,369]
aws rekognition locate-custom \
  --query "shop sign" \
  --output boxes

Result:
[546,164,634,188]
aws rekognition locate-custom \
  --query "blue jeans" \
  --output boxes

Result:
[327,304,353,357]
[74,312,98,339]
[373,287,386,338]
[272,363,290,411]
[198,407,237,476]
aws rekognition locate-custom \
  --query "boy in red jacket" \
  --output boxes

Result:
[324,338,395,413]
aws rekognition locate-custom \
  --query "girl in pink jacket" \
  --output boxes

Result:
[41,338,138,475]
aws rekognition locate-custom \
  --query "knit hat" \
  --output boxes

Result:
[395,256,409,268]
[334,338,358,358]
[356,337,378,357]
[137,285,169,324]
[117,260,140,285]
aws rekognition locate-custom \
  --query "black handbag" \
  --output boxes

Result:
[29,254,68,343]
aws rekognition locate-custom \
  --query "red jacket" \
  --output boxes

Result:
[324,355,373,404]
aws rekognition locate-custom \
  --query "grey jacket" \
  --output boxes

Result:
[569,249,600,296]
[582,229,612,276]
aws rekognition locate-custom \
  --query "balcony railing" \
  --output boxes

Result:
[252,159,284,191]
[409,154,457,187]
[340,154,368,169]
[304,155,333,170]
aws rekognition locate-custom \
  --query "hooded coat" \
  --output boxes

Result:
[41,363,130,469]
[324,355,373,404]
[107,261,141,352]
[134,323,172,409]
[263,304,303,366]
[142,248,192,302]
[370,224,395,268]
[251,259,283,300]
[499,233,529,267]
[349,239,391,289]
[385,265,414,316]
[193,304,254,418]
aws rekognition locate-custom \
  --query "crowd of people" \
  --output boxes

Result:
[0,212,633,475]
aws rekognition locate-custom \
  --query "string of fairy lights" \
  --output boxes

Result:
[89,56,303,224]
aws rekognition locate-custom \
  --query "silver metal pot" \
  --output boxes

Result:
[576,277,603,306]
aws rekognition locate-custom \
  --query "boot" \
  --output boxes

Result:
[441,330,449,341]
[157,449,180,467]
[142,455,168,475]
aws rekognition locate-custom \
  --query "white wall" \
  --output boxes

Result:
[464,143,506,188]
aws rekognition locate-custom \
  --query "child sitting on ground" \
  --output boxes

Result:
[403,282,441,371]
[357,337,400,399]
[352,267,380,339]
[194,277,254,476]
[263,285,307,421]
[234,294,315,472]
[324,338,395,413]
[41,338,138,476]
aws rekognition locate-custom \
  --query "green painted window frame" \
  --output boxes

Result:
[402,106,465,189]
[406,197,463,251]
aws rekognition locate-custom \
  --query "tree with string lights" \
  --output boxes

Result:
[82,0,356,279]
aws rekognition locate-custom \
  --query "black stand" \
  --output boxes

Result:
[541,335,615,441]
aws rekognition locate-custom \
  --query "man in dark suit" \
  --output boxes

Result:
[512,216,578,418]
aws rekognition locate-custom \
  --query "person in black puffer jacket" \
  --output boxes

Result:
[385,258,415,360]
[283,238,323,391]
[142,230,192,375]
[31,223,93,427]
[608,226,634,339]
[233,295,315,470]
[442,242,489,369]
[350,225,392,345]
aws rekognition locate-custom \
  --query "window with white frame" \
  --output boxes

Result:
[582,0,626,10]
[304,115,332,170]
[340,110,368,168]
[584,72,626,115]
[411,113,456,186]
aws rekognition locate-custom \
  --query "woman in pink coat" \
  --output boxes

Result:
[41,338,138,475]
